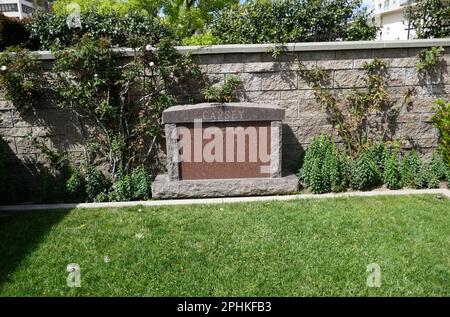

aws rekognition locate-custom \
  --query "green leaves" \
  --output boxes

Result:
[202,75,242,103]
[300,137,449,193]
[299,135,349,193]
[211,0,377,44]
[406,0,450,39]
[383,149,401,190]
[28,11,174,50]
[0,47,43,107]
[350,146,383,191]
[400,150,422,188]
[432,99,450,169]
[416,46,444,74]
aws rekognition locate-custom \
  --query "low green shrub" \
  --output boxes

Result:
[299,135,349,194]
[131,165,152,200]
[181,31,219,46]
[383,149,402,190]
[430,151,448,181]
[419,163,440,189]
[84,166,110,202]
[110,169,133,202]
[110,165,152,201]
[66,169,86,202]
[299,136,447,193]
[350,145,383,190]
[400,150,423,188]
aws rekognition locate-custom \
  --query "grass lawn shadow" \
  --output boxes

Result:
[0,209,70,286]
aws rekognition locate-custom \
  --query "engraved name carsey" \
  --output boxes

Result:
[201,109,245,121]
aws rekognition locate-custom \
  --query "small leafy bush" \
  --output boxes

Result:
[181,31,219,46]
[350,145,383,190]
[66,169,86,202]
[85,166,109,202]
[131,165,152,200]
[432,99,450,168]
[430,151,448,181]
[419,163,440,189]
[383,149,401,190]
[110,165,152,201]
[299,135,349,194]
[202,75,242,103]
[400,150,423,188]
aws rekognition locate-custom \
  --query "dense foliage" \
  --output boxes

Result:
[432,99,450,168]
[0,13,36,51]
[202,75,242,103]
[299,136,448,193]
[28,11,174,49]
[298,136,349,193]
[350,144,384,190]
[53,0,162,16]
[161,0,239,42]
[50,36,203,200]
[211,0,378,44]
[0,33,209,203]
[0,47,44,107]
[405,0,450,39]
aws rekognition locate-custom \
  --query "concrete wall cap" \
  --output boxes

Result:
[29,39,450,60]
[162,102,285,123]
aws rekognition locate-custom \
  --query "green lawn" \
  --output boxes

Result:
[0,194,449,296]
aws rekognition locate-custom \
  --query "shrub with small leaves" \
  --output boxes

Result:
[131,165,152,200]
[429,151,448,181]
[350,146,383,190]
[110,169,133,202]
[383,149,401,190]
[85,166,109,202]
[109,165,151,201]
[419,163,440,189]
[66,169,86,202]
[400,150,423,188]
[299,135,349,193]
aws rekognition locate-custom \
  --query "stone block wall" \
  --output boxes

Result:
[190,41,450,171]
[1,40,450,199]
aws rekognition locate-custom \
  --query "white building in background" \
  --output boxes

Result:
[373,0,416,40]
[0,0,51,19]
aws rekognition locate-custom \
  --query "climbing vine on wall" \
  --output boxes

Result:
[0,37,209,202]
[52,36,204,183]
[0,46,44,108]
[297,58,403,157]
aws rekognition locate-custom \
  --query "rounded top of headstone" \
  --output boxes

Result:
[162,102,285,123]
